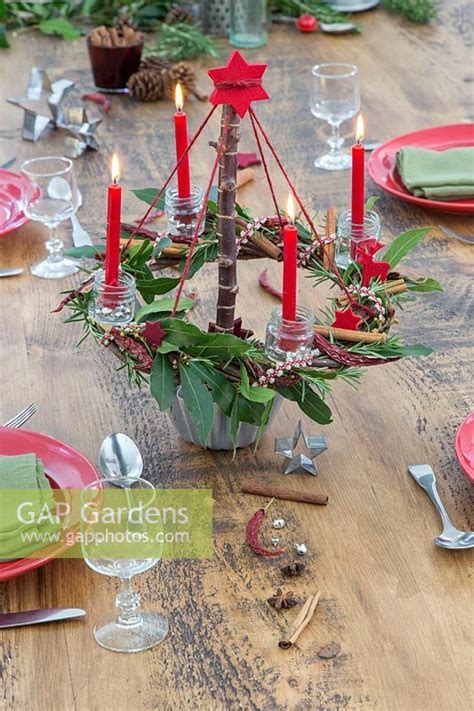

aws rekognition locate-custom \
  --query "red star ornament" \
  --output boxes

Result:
[358,252,390,287]
[208,51,269,119]
[331,307,362,331]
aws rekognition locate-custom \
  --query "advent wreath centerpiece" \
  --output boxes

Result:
[55,52,442,451]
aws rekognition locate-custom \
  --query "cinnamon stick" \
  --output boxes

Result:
[279,591,321,649]
[236,167,255,189]
[323,207,337,272]
[336,278,407,307]
[314,325,388,344]
[248,232,281,260]
[241,482,328,506]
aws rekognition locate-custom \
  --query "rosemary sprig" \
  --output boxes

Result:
[269,0,351,24]
[149,22,219,62]
[382,0,437,23]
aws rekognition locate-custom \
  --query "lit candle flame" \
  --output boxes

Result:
[287,194,296,223]
[175,83,184,112]
[356,114,365,144]
[111,153,120,184]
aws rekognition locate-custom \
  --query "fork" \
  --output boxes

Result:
[408,464,474,549]
[3,403,37,429]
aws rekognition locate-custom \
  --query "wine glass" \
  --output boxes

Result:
[81,477,168,653]
[21,156,79,278]
[310,64,360,171]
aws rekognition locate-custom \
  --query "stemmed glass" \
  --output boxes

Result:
[21,156,79,278]
[310,64,360,171]
[81,477,168,653]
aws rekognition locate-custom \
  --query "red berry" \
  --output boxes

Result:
[296,14,318,33]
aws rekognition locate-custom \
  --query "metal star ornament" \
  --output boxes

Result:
[208,50,269,118]
[274,420,327,476]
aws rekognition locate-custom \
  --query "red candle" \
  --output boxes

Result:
[350,114,365,259]
[174,83,191,198]
[282,194,298,322]
[105,153,122,286]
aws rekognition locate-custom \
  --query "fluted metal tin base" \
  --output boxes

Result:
[169,388,281,450]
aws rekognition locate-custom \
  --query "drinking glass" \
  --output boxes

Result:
[310,64,360,171]
[229,0,268,48]
[81,477,168,653]
[21,156,79,278]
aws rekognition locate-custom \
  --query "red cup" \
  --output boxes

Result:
[87,39,143,92]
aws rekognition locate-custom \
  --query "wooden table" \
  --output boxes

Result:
[0,5,473,710]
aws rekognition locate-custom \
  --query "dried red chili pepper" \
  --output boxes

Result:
[51,277,94,313]
[109,328,154,372]
[258,269,282,301]
[313,332,400,367]
[121,222,159,241]
[138,208,164,224]
[82,92,111,113]
[246,507,285,557]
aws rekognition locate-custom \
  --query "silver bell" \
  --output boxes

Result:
[273,518,286,529]
[271,536,280,547]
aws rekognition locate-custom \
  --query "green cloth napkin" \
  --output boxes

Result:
[0,454,59,559]
[396,147,474,200]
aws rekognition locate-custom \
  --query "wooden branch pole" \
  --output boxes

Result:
[215,104,241,333]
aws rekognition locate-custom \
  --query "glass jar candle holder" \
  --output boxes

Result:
[265,306,315,363]
[165,185,205,239]
[335,209,381,268]
[88,269,136,327]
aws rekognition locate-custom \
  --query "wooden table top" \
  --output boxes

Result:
[0,5,473,710]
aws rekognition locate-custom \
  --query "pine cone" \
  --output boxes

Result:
[164,62,198,100]
[140,55,172,73]
[127,69,165,102]
[165,6,194,25]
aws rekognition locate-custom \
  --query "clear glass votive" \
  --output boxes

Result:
[265,306,315,363]
[165,185,205,239]
[229,0,269,48]
[88,269,136,327]
[335,209,381,268]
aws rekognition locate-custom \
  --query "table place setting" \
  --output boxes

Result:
[0,3,472,710]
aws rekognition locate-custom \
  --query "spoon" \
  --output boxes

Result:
[408,464,474,550]
[98,433,143,482]
[47,178,92,247]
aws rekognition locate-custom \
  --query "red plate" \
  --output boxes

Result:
[455,412,474,484]
[0,427,100,581]
[0,169,41,237]
[368,124,474,215]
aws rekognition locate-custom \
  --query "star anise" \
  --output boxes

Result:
[280,562,306,577]
[267,588,298,610]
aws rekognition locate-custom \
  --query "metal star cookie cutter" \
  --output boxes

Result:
[6,68,101,154]
[274,420,327,476]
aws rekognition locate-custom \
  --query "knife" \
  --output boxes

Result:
[0,608,86,629]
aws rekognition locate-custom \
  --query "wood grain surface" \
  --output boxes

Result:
[0,4,473,710]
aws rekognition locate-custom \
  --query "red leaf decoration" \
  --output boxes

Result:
[143,321,166,348]
[355,239,385,260]
[237,152,261,169]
